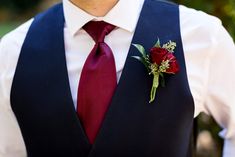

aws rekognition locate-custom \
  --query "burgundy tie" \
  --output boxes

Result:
[77,21,117,144]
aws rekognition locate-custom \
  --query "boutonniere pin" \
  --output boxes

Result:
[132,39,179,103]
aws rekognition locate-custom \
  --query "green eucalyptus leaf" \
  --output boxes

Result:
[132,44,147,58]
[154,38,161,47]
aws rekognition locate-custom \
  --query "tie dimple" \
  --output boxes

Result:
[83,21,116,43]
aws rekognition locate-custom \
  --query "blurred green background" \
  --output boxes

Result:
[0,0,234,157]
[0,0,235,38]
[0,0,59,37]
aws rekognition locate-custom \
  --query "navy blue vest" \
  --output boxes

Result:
[10,0,194,156]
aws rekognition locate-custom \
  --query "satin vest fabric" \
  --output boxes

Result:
[10,0,194,156]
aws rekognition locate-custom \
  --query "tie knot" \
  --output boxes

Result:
[83,21,116,43]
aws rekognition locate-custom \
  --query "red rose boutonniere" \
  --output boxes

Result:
[132,39,180,103]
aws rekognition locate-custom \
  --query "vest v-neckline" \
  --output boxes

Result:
[10,1,194,156]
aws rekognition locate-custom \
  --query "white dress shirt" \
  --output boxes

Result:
[0,0,235,156]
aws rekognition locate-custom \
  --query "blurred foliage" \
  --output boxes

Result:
[0,22,19,37]
[0,0,41,13]
[195,114,223,157]
[0,0,58,36]
[173,0,235,39]
[1,0,234,38]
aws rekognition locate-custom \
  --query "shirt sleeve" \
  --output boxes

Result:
[203,25,235,156]
[180,5,235,156]
[0,19,33,157]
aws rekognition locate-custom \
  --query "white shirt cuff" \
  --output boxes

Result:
[223,139,235,157]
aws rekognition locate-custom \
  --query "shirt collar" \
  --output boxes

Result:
[63,0,145,36]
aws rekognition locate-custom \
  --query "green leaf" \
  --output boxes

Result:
[132,56,150,71]
[154,38,161,47]
[132,56,143,62]
[132,44,147,58]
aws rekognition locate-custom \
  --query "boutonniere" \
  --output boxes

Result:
[132,39,180,103]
